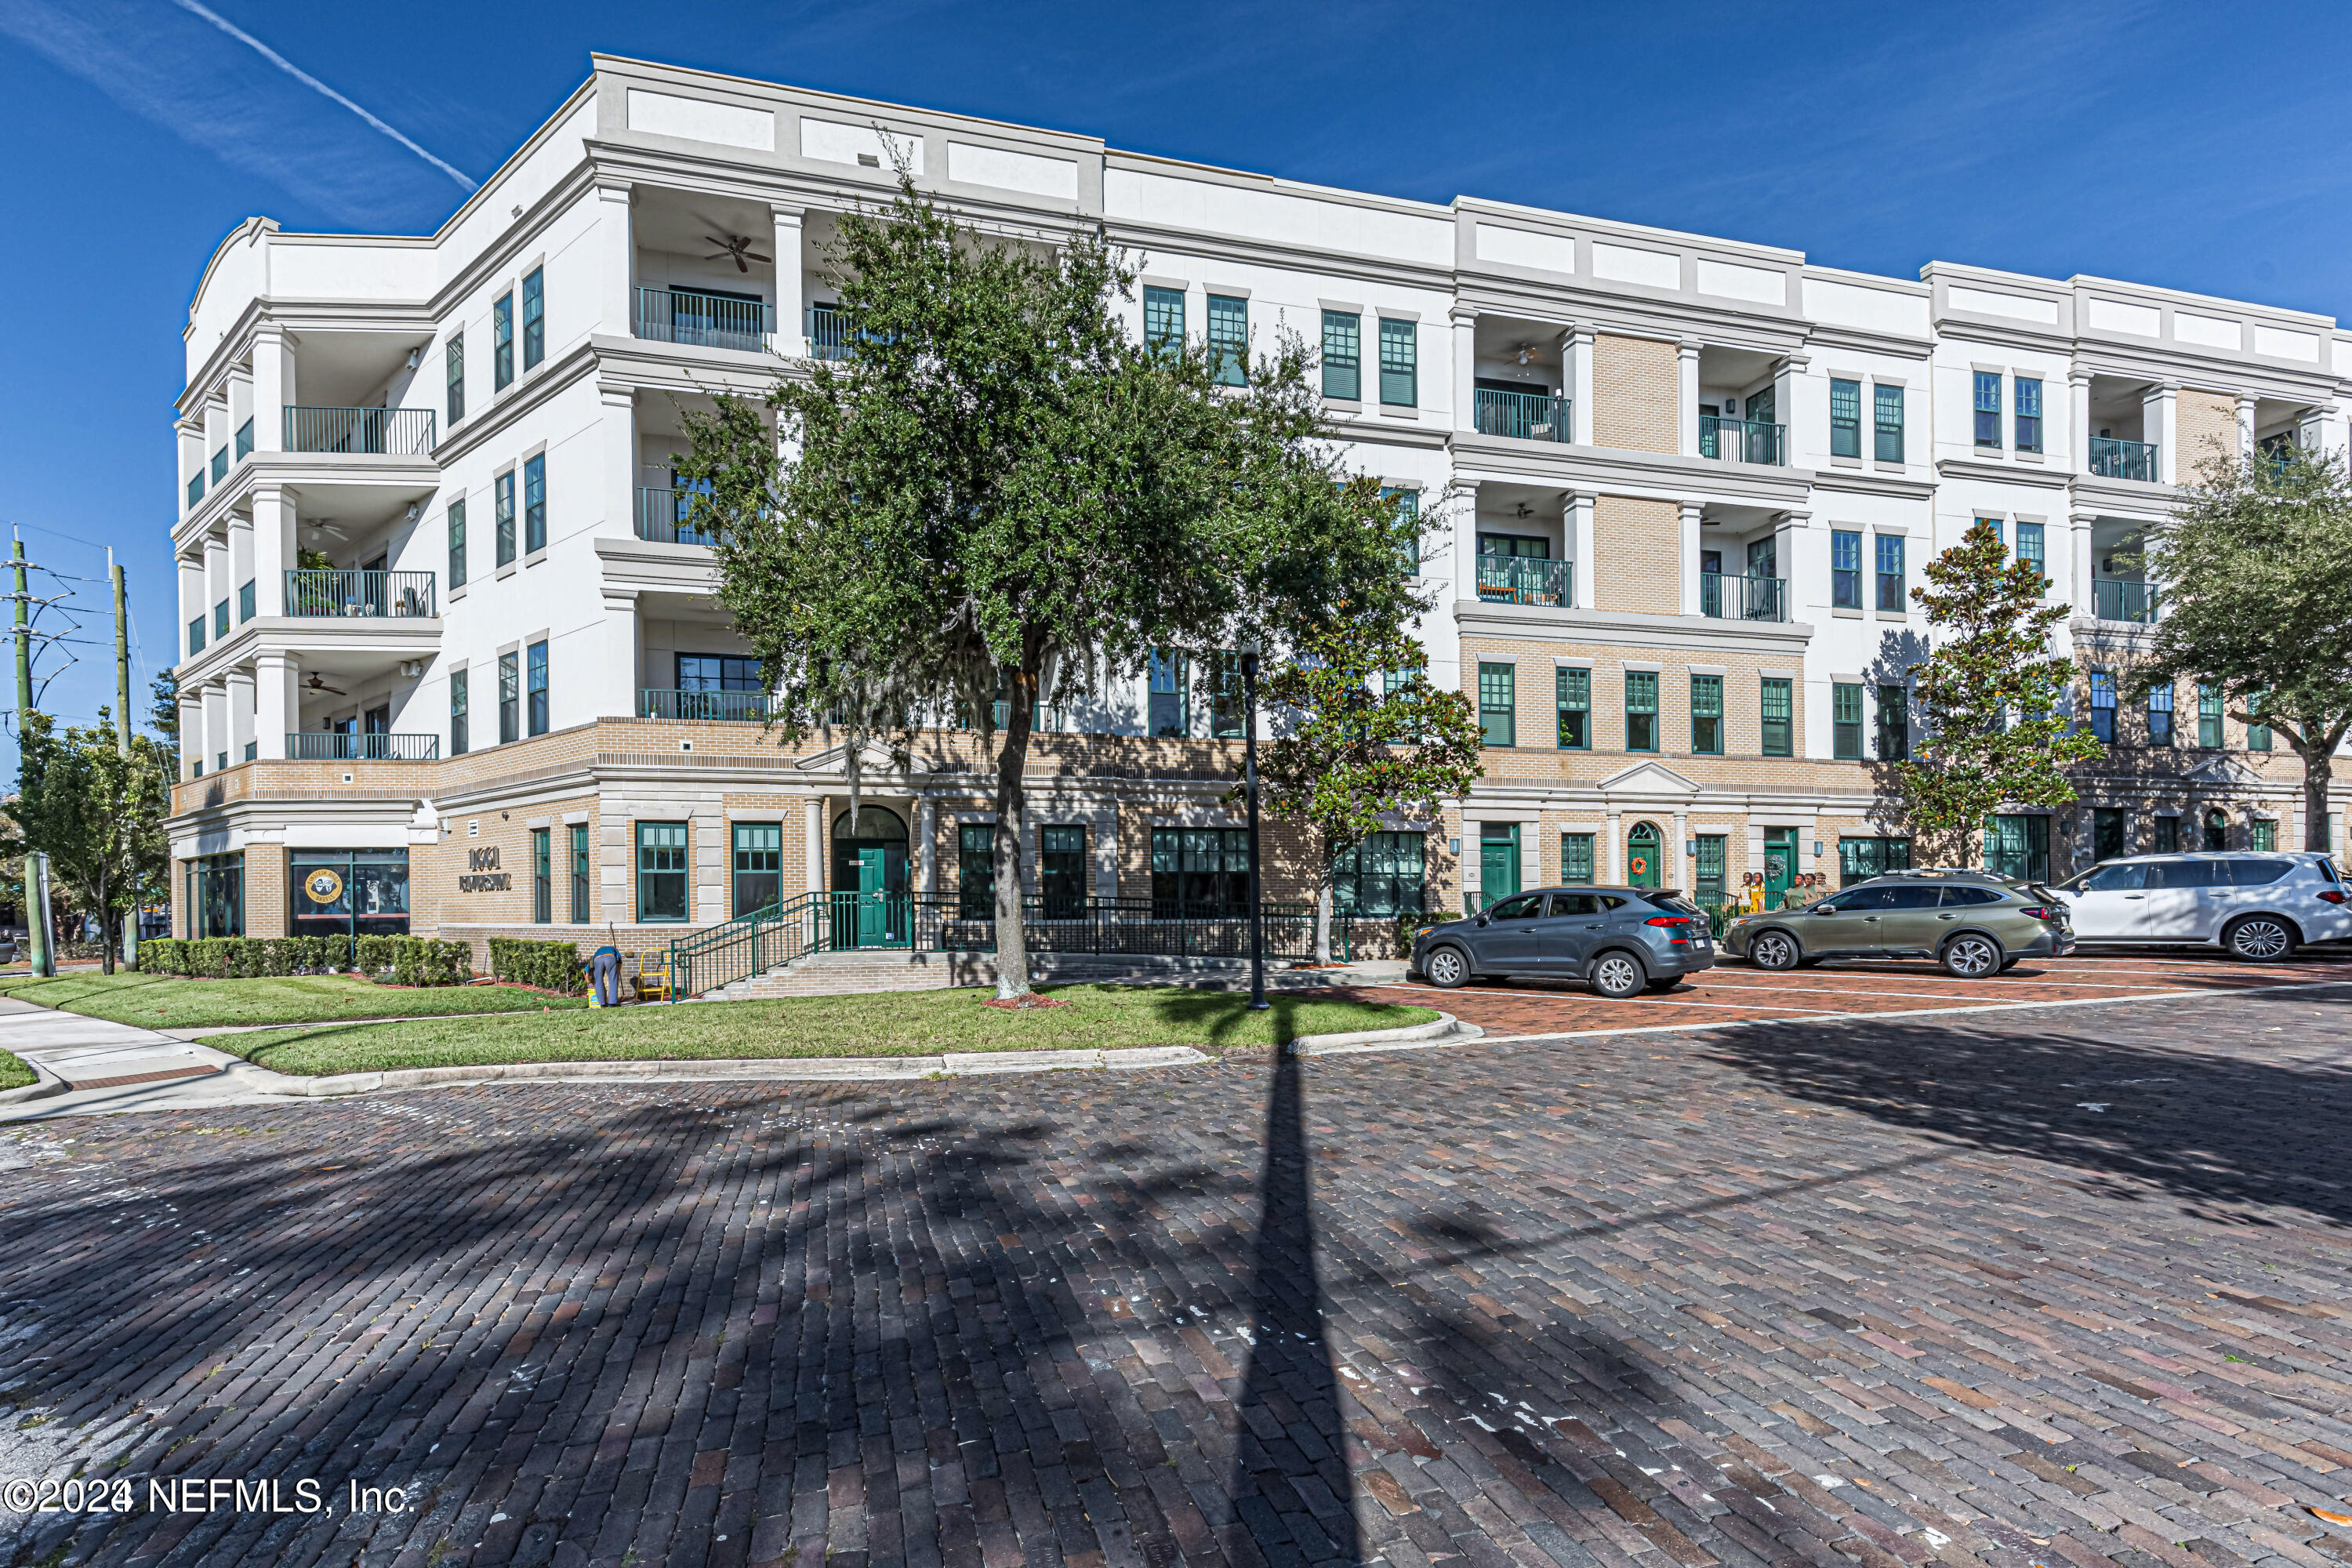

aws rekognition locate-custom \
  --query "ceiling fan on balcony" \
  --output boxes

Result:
[702,230,772,273]
[303,673,349,697]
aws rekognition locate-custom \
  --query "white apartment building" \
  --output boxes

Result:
[165,54,2350,954]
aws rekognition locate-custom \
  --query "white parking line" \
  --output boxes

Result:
[1686,979,2074,1003]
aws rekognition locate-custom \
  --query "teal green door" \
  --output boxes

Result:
[1763,829,1798,907]
[851,846,910,947]
[1626,822,1662,887]
[1478,823,1520,910]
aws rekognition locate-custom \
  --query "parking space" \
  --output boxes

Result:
[1342,949,2352,1039]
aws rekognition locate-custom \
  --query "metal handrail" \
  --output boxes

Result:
[809,303,851,360]
[1700,572,1788,622]
[1475,554,1572,607]
[284,406,437,456]
[633,286,773,353]
[638,688,775,721]
[2089,436,2158,482]
[286,732,441,761]
[1699,414,1787,466]
[281,569,437,619]
[2092,578,2159,623]
[1473,387,1570,441]
[634,488,723,546]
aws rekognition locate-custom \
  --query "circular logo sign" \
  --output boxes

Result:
[1628,855,1649,877]
[303,868,345,905]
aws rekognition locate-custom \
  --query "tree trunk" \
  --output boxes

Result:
[96,869,114,975]
[2299,744,2334,855]
[1313,877,1334,966]
[992,657,1038,1000]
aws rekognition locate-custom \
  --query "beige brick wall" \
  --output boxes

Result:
[1460,635,1811,771]
[244,846,288,938]
[1592,334,1678,453]
[2175,388,2238,481]
[1589,495,1681,614]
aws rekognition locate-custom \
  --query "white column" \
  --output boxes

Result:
[227,514,255,626]
[256,651,296,760]
[596,183,634,339]
[601,589,640,717]
[2144,382,2177,484]
[2069,513,2096,619]
[1773,354,1806,462]
[1606,809,1624,881]
[227,368,254,459]
[202,394,227,473]
[916,797,937,895]
[1677,342,1702,456]
[1677,502,1704,615]
[1451,307,1476,437]
[1451,481,1479,607]
[227,665,256,763]
[1566,326,1595,445]
[178,695,203,779]
[771,206,805,358]
[1568,491,1595,607]
[252,328,294,452]
[2235,393,2258,459]
[202,534,230,633]
[177,419,204,502]
[252,485,293,616]
[2068,368,2091,474]
[201,680,229,771]
[804,798,825,894]
[176,553,205,654]
[1094,806,1118,899]
[601,385,637,539]
[1673,811,1690,880]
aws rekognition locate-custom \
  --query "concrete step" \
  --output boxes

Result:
[698,949,1406,1000]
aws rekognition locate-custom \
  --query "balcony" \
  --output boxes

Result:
[1700,573,1788,622]
[810,303,851,361]
[2089,436,2158,483]
[1700,416,1786,466]
[284,406,437,456]
[633,287,774,354]
[2092,578,2158,623]
[284,569,437,619]
[639,688,776,722]
[1475,555,1573,608]
[1472,388,1570,442]
[635,488,723,547]
[288,732,441,761]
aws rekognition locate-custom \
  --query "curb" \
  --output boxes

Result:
[0,1054,67,1105]
[1284,1011,1479,1057]
[249,1044,1218,1096]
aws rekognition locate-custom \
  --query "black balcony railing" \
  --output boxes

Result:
[2092,578,2158,623]
[633,287,774,353]
[2089,436,2158,482]
[1699,414,1787,466]
[1475,555,1572,607]
[639,688,775,722]
[287,732,440,761]
[1472,387,1570,441]
[284,406,437,456]
[282,569,437,619]
[1700,572,1788,622]
[634,488,723,546]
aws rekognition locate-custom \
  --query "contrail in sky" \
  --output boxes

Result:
[168,0,478,192]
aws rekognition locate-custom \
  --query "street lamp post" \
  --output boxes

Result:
[1240,647,1269,1011]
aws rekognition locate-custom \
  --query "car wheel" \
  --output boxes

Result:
[1588,951,1646,999]
[1748,929,1802,971]
[1423,945,1473,989]
[1940,933,2002,978]
[2223,916,2297,963]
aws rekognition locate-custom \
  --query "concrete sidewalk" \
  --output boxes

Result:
[0,996,280,1121]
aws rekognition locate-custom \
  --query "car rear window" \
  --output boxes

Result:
[2144,860,2220,889]
[1940,886,2005,906]
[1642,893,1703,916]
[2226,859,2293,887]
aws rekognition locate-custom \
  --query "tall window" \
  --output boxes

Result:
[1206,650,1245,739]
[1875,533,1905,612]
[495,471,516,565]
[1838,837,1912,886]
[523,455,546,554]
[445,332,464,426]
[637,822,689,923]
[527,639,549,735]
[1150,827,1249,916]
[1624,671,1658,753]
[1555,666,1589,750]
[238,580,255,622]
[450,667,470,757]
[678,654,763,691]
[2246,692,2272,751]
[1147,649,1187,737]
[2198,683,2223,747]
[733,822,782,917]
[1377,318,1416,407]
[1876,684,1908,760]
[447,499,467,590]
[1694,836,1726,906]
[2147,684,2174,747]
[493,292,514,391]
[1320,310,1360,401]
[1873,383,1904,462]
[1984,815,2049,882]
[2153,815,2180,855]
[1206,294,1247,386]
[1831,529,1861,609]
[1479,662,1515,747]
[532,828,553,924]
[1040,826,1088,917]
[1385,487,1421,573]
[499,652,520,743]
[2015,376,2042,452]
[1690,674,1722,754]
[521,267,544,371]
[1829,379,1861,458]
[2252,820,2277,851]
[958,824,995,919]
[214,599,229,638]
[1143,286,1185,354]
[1559,833,1595,884]
[570,822,591,923]
[2015,521,2044,578]
[1833,683,1864,760]
[2089,670,2116,743]
[1333,832,1425,916]
[1761,677,1793,757]
[1973,370,2002,448]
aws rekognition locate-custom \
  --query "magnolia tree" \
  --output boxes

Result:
[9,709,171,971]
[2140,445,2352,851]
[1893,519,2103,866]
[677,180,1424,1000]
[1250,611,1483,963]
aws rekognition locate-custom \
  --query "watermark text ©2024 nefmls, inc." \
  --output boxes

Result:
[3,1476,410,1516]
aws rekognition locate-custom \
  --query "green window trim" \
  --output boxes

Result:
[1829,379,1861,459]
[1206,294,1247,386]
[493,292,514,391]
[958,822,996,920]
[494,471,516,565]
[1478,662,1516,748]
[731,821,784,919]
[1555,666,1589,750]
[522,454,546,554]
[1142,286,1185,354]
[2015,376,2043,452]
[1040,825,1089,916]
[1872,383,1904,463]
[1321,310,1361,401]
[521,267,545,371]
[450,667,469,757]
[447,499,467,590]
[1876,684,1908,761]
[1694,835,1726,906]
[1382,487,1421,573]
[635,820,690,923]
[1690,673,1722,755]
[1377,318,1417,407]
[238,579,255,623]
[526,639,549,737]
[498,651,519,745]
[1625,670,1659,753]
[2198,683,2223,748]
[1559,832,1595,885]
[1761,677,1793,757]
[532,827,552,925]
[1332,832,1426,918]
[1832,682,1864,760]
[570,822,591,924]
[1831,528,1861,609]
[1875,533,1906,613]
[1973,370,2002,448]
[445,332,464,426]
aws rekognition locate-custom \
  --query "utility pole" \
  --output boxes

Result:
[12,535,29,719]
[11,535,43,977]
[112,550,137,971]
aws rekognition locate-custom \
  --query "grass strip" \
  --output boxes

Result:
[0,971,586,1029]
[0,1050,33,1092]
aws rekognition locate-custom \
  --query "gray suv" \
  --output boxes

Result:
[1410,887,1718,997]
[1722,869,2072,977]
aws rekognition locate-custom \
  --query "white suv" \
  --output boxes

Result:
[2051,852,2350,960]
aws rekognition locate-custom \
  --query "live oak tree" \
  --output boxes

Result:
[1893,519,2103,866]
[9,709,171,972]
[1250,611,1484,964]
[677,179,1422,999]
[2140,444,2352,852]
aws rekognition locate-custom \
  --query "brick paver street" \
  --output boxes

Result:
[3,984,2351,1568]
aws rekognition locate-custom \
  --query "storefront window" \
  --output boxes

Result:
[289,848,411,949]
[187,853,245,937]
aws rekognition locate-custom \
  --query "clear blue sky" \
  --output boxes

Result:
[4,0,2348,771]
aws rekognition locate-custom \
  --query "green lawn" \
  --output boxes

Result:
[0,1050,32,1092]
[208,985,1436,1076]
[0,971,588,1029]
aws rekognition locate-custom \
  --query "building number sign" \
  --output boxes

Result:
[459,845,511,893]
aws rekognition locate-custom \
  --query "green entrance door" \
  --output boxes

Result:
[1626,822,1663,887]
[1763,828,1798,907]
[1478,822,1521,911]
[832,806,911,948]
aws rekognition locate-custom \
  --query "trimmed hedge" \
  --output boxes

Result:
[136,935,474,985]
[487,937,586,996]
